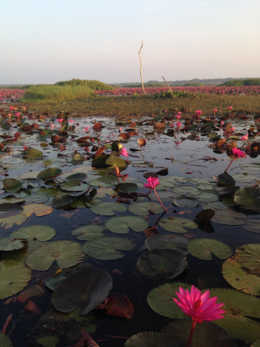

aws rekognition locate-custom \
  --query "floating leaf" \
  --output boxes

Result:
[61,180,89,192]
[3,178,22,193]
[213,172,235,186]
[211,209,246,226]
[37,168,62,181]
[145,234,188,254]
[208,288,260,343]
[51,194,74,208]
[36,336,58,347]
[128,201,164,216]
[0,203,23,218]
[149,191,177,202]
[235,244,260,273]
[83,237,133,260]
[173,197,199,208]
[125,332,184,347]
[243,219,260,233]
[172,185,201,196]
[159,217,198,233]
[194,209,215,223]
[137,249,188,279]
[147,282,192,319]
[115,183,138,193]
[187,238,232,260]
[90,202,127,216]
[197,191,219,203]
[106,156,127,169]
[92,153,109,168]
[71,225,106,240]
[252,341,260,347]
[0,237,25,251]
[66,173,87,181]
[23,148,43,161]
[90,175,117,187]
[26,241,85,271]
[22,204,53,218]
[222,257,260,296]
[0,334,13,347]
[52,267,112,314]
[234,187,260,211]
[11,225,56,241]
[105,216,149,234]
[0,213,27,229]
[162,320,237,347]
[0,260,31,299]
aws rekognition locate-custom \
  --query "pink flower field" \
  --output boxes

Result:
[96,85,260,96]
[0,89,26,102]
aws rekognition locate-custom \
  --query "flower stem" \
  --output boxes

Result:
[153,189,168,212]
[225,158,235,172]
[186,320,196,347]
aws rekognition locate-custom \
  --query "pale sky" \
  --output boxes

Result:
[1,0,259,84]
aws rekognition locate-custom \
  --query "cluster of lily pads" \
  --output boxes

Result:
[0,105,260,346]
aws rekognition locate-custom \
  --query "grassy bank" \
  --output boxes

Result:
[19,94,260,117]
[21,85,94,103]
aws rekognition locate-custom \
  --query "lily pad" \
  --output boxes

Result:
[37,168,62,181]
[159,217,198,233]
[173,197,199,208]
[172,185,201,196]
[51,194,74,208]
[234,187,260,211]
[23,148,43,161]
[125,332,185,347]
[115,183,139,193]
[0,334,13,347]
[235,244,260,273]
[0,260,31,299]
[61,180,89,192]
[213,172,235,186]
[52,267,112,315]
[243,219,260,233]
[90,175,117,187]
[11,225,56,241]
[145,234,189,254]
[83,237,133,260]
[90,202,127,216]
[0,213,27,229]
[106,156,127,169]
[0,237,26,251]
[3,178,22,193]
[128,201,164,216]
[252,341,260,347]
[162,320,237,347]
[36,336,58,347]
[211,209,246,226]
[197,191,219,203]
[105,216,149,234]
[71,225,106,240]
[149,191,177,202]
[222,256,260,296]
[25,241,85,271]
[194,209,215,223]
[0,203,23,218]
[187,238,232,260]
[137,249,188,279]
[208,288,260,343]
[66,173,87,181]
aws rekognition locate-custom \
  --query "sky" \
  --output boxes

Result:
[1,0,260,84]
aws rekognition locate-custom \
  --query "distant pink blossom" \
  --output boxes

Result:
[175,115,181,120]
[221,121,224,125]
[240,134,248,141]
[177,112,182,115]
[120,147,129,157]
[195,110,202,115]
[83,126,89,132]
[176,122,181,129]
[143,176,160,189]
[228,106,233,110]
[212,109,218,113]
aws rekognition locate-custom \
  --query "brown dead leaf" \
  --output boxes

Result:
[22,204,53,218]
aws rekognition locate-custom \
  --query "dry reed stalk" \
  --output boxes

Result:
[138,41,146,96]
[162,76,175,98]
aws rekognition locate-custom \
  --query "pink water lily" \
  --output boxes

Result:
[57,118,63,131]
[178,111,182,115]
[120,147,129,157]
[240,134,248,141]
[83,126,89,132]
[173,285,225,347]
[175,115,181,120]
[228,106,233,110]
[212,109,218,113]
[225,148,246,171]
[195,110,202,115]
[176,121,181,129]
[144,177,167,212]
[51,124,54,129]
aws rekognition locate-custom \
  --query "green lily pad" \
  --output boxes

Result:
[36,336,58,347]
[128,201,164,216]
[159,217,198,233]
[23,148,43,161]
[0,260,31,299]
[194,209,215,223]
[38,187,59,197]
[172,185,201,196]
[125,332,184,347]
[252,341,260,347]
[71,154,85,163]
[147,282,192,319]
[11,225,56,241]
[149,191,177,202]
[173,197,199,208]
[208,288,260,343]
[61,180,89,192]
[83,237,133,260]
[145,234,189,254]
[71,225,106,240]
[235,244,260,273]
[90,202,127,216]
[92,154,110,168]
[197,191,219,203]
[25,241,85,271]
[211,209,246,226]
[52,267,112,315]
[222,257,260,296]
[37,168,62,181]
[234,187,260,211]
[105,156,127,169]
[243,219,260,233]
[0,213,27,229]
[105,216,149,234]
[66,173,87,181]
[213,172,235,186]
[0,237,25,251]
[3,178,22,193]
[90,175,117,187]
[162,320,237,347]
[0,334,13,347]
[137,249,188,279]
[187,238,232,260]
[115,183,138,193]
[51,194,74,208]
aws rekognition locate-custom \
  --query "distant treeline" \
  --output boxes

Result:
[220,79,260,86]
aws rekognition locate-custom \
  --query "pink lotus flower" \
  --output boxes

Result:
[177,112,182,115]
[231,127,235,132]
[83,126,89,132]
[143,176,160,189]
[195,110,202,115]
[173,285,225,347]
[228,106,233,110]
[144,177,167,212]
[57,119,63,122]
[232,147,246,159]
[51,124,54,129]
[164,109,167,113]
[240,134,248,141]
[212,109,218,113]
[9,107,14,110]
[176,121,181,129]
[23,107,26,110]
[221,121,224,125]
[15,112,21,116]
[175,115,181,120]
[120,147,129,157]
